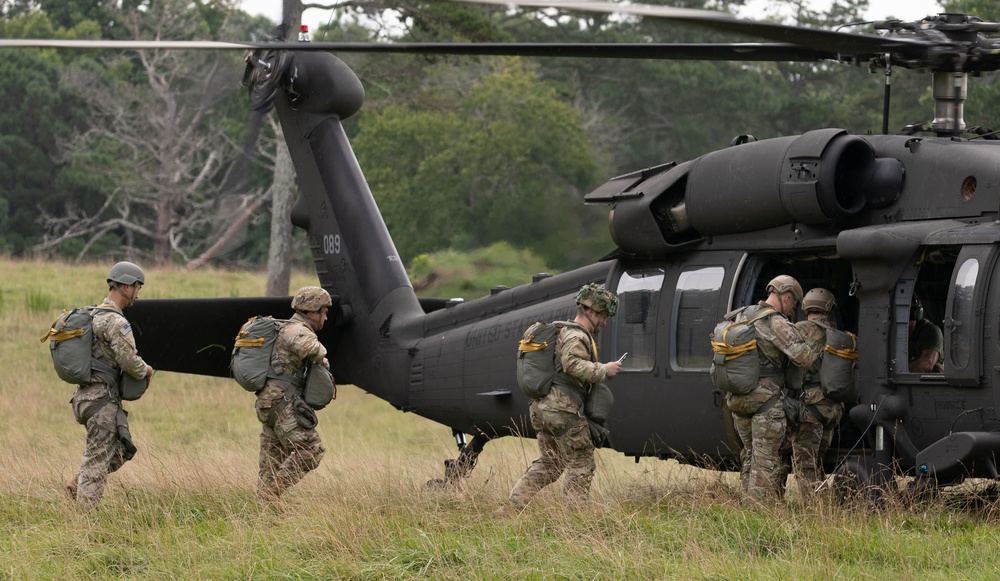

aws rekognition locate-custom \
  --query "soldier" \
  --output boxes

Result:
[66,261,154,509]
[790,288,844,502]
[255,286,331,502]
[908,294,944,373]
[727,275,814,503]
[502,283,622,512]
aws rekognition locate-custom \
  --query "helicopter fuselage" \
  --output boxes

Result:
[127,49,1000,490]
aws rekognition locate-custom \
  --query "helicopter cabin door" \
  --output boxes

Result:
[895,243,996,387]
[604,253,742,462]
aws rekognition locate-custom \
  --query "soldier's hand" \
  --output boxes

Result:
[145,365,154,379]
[320,357,330,370]
[605,360,622,377]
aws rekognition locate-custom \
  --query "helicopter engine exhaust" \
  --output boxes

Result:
[606,129,904,256]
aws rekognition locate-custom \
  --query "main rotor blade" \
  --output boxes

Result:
[456,0,934,58]
[0,38,834,61]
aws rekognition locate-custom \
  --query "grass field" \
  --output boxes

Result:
[4,258,1000,579]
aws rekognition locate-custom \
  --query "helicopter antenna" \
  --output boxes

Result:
[882,54,891,135]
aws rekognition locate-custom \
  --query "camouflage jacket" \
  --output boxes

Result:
[269,313,327,377]
[533,323,602,415]
[91,298,148,381]
[750,301,814,371]
[794,315,832,405]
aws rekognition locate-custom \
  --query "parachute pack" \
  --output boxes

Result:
[231,316,335,410]
[232,316,287,392]
[709,305,777,395]
[41,306,148,400]
[814,322,860,403]
[516,321,588,399]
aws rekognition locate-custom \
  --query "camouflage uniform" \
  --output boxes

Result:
[256,313,328,501]
[69,299,149,509]
[726,301,813,503]
[790,315,844,501]
[509,324,606,508]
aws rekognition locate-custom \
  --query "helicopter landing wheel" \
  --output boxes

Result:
[831,455,894,508]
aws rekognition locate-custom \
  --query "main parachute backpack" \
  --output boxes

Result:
[516,321,562,399]
[231,316,286,392]
[516,321,591,399]
[42,307,98,385]
[41,306,119,387]
[709,306,777,395]
[817,325,860,403]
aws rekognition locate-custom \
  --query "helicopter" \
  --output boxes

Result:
[14,0,1000,500]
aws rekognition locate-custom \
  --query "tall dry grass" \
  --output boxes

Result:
[3,258,1000,579]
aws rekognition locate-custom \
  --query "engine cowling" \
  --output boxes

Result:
[602,129,904,256]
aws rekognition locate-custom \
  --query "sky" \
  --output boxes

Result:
[240,0,949,36]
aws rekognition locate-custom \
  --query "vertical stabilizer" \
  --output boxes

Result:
[274,51,423,402]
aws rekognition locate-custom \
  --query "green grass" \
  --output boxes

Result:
[4,257,1000,579]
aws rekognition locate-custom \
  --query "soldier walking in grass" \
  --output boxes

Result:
[726,275,815,504]
[66,261,154,509]
[501,283,622,512]
[790,288,846,501]
[255,286,332,502]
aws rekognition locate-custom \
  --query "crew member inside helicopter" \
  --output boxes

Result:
[908,294,944,373]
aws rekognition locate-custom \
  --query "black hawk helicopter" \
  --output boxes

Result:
[12,0,1000,498]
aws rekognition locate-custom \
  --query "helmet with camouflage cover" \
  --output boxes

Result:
[802,288,836,313]
[766,275,803,302]
[291,286,332,312]
[575,283,618,317]
[107,261,145,286]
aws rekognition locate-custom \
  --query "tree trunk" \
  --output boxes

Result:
[265,136,295,297]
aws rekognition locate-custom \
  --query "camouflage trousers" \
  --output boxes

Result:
[729,386,786,503]
[508,403,595,509]
[70,384,128,509]
[256,389,325,502]
[790,398,844,500]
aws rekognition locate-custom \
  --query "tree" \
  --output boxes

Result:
[39,0,257,265]
[353,57,608,269]
[0,10,100,256]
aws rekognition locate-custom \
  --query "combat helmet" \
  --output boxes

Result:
[107,261,145,286]
[765,275,803,302]
[292,286,332,312]
[802,288,836,313]
[575,283,618,317]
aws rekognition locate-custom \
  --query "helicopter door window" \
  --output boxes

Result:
[612,269,664,373]
[672,266,725,372]
[948,256,979,373]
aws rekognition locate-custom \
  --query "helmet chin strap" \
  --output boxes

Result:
[583,308,600,333]
[112,283,137,307]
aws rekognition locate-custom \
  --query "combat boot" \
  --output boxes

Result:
[65,476,78,501]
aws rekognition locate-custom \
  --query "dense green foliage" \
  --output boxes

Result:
[354,58,608,268]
